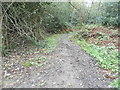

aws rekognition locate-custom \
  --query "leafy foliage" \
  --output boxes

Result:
[110,79,120,89]
[2,2,118,53]
[70,26,118,72]
[86,2,119,26]
[2,2,75,52]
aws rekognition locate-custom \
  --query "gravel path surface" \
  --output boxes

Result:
[3,33,112,88]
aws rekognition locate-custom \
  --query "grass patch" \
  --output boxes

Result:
[22,56,46,67]
[43,34,61,53]
[110,78,120,89]
[27,33,61,53]
[22,61,32,67]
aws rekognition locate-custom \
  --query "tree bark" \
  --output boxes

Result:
[0,1,2,89]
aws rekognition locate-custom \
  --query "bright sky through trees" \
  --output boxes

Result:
[85,0,93,7]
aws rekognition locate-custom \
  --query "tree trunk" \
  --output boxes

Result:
[0,2,2,89]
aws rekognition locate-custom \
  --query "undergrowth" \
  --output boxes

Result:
[22,34,61,67]
[110,78,120,89]
[43,34,61,53]
[69,24,119,88]
[31,34,61,53]
[69,35,118,72]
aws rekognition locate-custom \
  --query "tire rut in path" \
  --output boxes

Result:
[16,33,112,88]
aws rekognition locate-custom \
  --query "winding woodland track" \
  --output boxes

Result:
[4,33,112,88]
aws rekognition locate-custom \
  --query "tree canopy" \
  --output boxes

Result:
[1,1,119,51]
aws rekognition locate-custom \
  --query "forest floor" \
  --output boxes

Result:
[2,32,114,88]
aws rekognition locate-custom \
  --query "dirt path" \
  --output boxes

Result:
[3,33,112,88]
